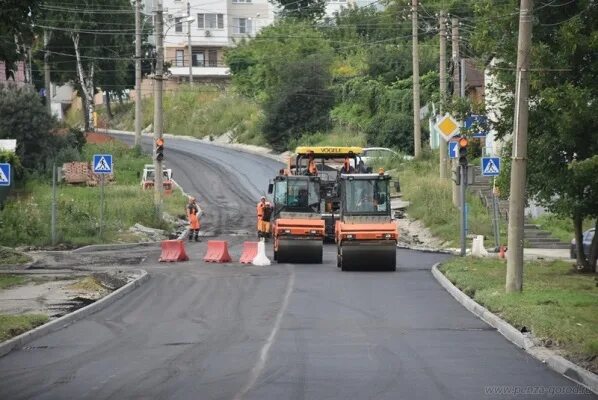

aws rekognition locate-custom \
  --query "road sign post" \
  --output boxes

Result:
[51,163,57,245]
[460,164,468,256]
[93,154,113,239]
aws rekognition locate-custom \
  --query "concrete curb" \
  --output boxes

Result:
[0,269,150,358]
[73,242,159,253]
[106,129,285,163]
[431,262,598,395]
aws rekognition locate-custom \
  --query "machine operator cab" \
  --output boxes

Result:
[268,175,321,217]
[339,173,391,219]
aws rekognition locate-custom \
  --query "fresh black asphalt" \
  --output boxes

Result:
[0,134,594,399]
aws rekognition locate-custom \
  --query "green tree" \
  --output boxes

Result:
[471,0,598,271]
[0,0,40,69]
[39,0,137,130]
[272,0,327,21]
[0,85,55,172]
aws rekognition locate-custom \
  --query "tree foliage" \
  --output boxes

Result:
[471,0,598,270]
[271,0,327,21]
[0,0,40,69]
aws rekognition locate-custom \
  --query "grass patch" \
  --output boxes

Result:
[68,276,106,292]
[531,213,594,243]
[0,314,49,342]
[0,141,186,247]
[388,150,500,247]
[86,85,265,145]
[0,274,26,290]
[441,257,598,372]
[0,247,31,266]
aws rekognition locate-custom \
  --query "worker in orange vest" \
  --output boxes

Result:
[262,201,273,239]
[187,196,201,242]
[256,196,266,238]
[307,152,318,176]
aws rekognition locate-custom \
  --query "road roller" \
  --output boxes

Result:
[285,146,366,242]
[269,175,325,263]
[335,170,398,271]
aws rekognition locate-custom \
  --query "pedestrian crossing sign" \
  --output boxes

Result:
[0,163,11,186]
[93,154,113,174]
[481,157,501,177]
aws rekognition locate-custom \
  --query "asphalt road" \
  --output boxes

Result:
[0,134,594,400]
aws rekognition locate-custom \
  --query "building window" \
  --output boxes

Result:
[208,49,218,67]
[232,0,252,3]
[233,18,252,34]
[175,50,184,67]
[175,17,183,33]
[192,51,204,67]
[197,13,224,29]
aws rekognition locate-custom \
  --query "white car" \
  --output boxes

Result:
[361,147,412,166]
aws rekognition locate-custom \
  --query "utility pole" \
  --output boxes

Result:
[187,1,193,86]
[438,11,448,179]
[412,0,421,159]
[134,0,142,148]
[43,30,52,115]
[506,0,533,293]
[153,0,164,211]
[451,16,460,207]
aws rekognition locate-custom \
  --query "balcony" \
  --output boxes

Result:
[168,62,230,78]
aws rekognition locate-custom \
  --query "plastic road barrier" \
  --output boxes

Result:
[203,240,232,263]
[239,242,259,264]
[159,240,189,262]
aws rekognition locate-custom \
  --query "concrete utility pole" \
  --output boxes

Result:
[43,30,52,115]
[412,0,421,159]
[438,11,448,179]
[451,16,460,207]
[135,0,142,148]
[187,1,193,86]
[451,17,461,99]
[153,0,164,210]
[506,0,534,293]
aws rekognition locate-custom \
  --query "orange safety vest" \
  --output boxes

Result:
[257,202,265,220]
[187,204,201,230]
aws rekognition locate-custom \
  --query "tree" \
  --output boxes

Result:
[0,0,40,70]
[0,85,55,172]
[271,0,327,21]
[262,56,334,150]
[471,0,598,271]
[39,0,137,131]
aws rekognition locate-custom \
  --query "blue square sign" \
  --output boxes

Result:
[93,154,113,174]
[0,163,10,186]
[464,114,488,138]
[448,141,459,159]
[481,157,501,177]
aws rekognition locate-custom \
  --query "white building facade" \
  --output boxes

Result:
[156,0,275,81]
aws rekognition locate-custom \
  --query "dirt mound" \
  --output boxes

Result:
[85,132,115,144]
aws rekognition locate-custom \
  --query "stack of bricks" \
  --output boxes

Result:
[62,162,115,185]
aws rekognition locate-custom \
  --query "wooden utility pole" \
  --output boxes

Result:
[438,11,448,179]
[506,0,534,293]
[451,16,460,207]
[412,0,422,159]
[153,0,164,210]
[134,0,142,148]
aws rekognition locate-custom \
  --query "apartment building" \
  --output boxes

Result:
[158,0,275,81]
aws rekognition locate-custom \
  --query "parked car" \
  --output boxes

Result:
[361,147,412,166]
[570,228,595,259]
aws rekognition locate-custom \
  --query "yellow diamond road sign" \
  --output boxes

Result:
[436,114,460,141]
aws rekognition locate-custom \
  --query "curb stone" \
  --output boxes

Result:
[0,269,150,358]
[432,263,598,395]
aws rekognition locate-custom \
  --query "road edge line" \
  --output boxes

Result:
[431,262,598,395]
[0,269,150,358]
